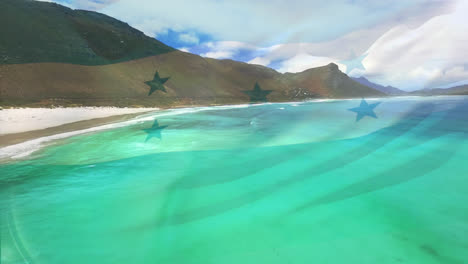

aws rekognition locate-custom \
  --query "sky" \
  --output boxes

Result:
[41,0,467,91]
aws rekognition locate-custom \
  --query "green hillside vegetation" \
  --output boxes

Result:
[0,0,174,65]
[0,0,385,107]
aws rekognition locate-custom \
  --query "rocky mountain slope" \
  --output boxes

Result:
[352,77,406,95]
[0,0,385,107]
[0,0,173,65]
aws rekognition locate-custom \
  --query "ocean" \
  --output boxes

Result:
[1,96,468,263]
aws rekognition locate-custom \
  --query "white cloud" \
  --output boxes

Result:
[205,41,258,51]
[178,47,190,52]
[248,57,271,66]
[178,33,199,44]
[358,0,468,90]
[246,41,357,69]
[96,0,451,47]
[44,0,453,60]
[201,51,234,59]
[276,54,347,73]
[71,0,119,10]
[199,41,262,59]
[198,41,347,72]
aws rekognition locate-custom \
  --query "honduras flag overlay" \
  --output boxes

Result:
[1,0,468,263]
[2,96,468,263]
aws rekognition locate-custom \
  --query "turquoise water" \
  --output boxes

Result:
[1,97,468,263]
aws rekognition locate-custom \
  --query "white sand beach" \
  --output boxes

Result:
[0,107,158,135]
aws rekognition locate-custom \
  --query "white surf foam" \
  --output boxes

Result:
[0,103,272,160]
[6,97,457,160]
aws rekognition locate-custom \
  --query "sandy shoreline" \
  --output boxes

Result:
[0,103,256,160]
[0,107,159,135]
[0,103,251,155]
[0,108,158,148]
[0,96,435,149]
[0,96,448,159]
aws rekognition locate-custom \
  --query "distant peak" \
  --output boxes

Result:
[327,63,339,70]
[354,76,368,81]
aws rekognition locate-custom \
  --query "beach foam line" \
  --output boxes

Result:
[0,99,401,160]
[0,103,276,160]
[4,97,456,160]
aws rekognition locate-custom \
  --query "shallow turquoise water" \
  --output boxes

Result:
[1,97,468,263]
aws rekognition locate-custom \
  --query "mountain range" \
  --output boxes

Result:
[1,0,463,108]
[409,84,468,96]
[351,77,406,95]
[0,0,388,107]
[352,77,468,96]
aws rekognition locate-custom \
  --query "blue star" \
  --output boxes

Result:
[143,120,168,142]
[243,82,272,102]
[145,71,170,96]
[348,99,381,122]
[340,53,366,74]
